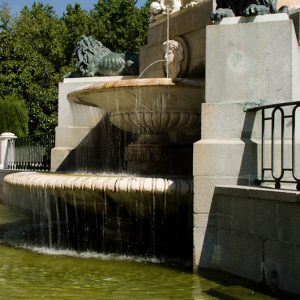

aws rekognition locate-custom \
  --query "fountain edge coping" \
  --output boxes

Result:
[4,172,193,196]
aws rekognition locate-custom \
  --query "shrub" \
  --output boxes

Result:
[0,94,28,137]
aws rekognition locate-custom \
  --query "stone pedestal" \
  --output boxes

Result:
[51,76,135,171]
[206,14,300,104]
[193,15,300,270]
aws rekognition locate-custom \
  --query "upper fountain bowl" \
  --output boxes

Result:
[68,78,205,138]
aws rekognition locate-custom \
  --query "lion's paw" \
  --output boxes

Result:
[210,8,235,21]
[243,4,270,17]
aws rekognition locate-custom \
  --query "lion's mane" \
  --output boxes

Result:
[74,36,112,77]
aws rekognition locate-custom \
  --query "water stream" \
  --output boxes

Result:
[0,203,295,299]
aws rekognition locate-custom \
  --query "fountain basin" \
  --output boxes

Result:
[4,172,192,217]
[4,172,193,259]
[68,78,204,139]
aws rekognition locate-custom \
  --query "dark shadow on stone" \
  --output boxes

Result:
[198,192,299,299]
[55,114,195,176]
[199,269,297,299]
[56,115,135,173]
[237,110,258,185]
[290,9,300,45]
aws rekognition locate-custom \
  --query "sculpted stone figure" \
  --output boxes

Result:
[211,0,289,21]
[163,40,184,78]
[150,0,181,22]
[66,36,139,77]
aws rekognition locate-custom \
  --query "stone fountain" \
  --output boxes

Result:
[4,0,299,288]
[3,1,212,263]
[68,78,204,173]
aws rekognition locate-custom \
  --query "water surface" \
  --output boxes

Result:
[0,203,290,300]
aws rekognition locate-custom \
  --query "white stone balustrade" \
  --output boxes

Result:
[0,132,17,169]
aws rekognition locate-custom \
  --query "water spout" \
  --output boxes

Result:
[138,60,165,78]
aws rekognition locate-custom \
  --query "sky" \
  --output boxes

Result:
[2,0,146,17]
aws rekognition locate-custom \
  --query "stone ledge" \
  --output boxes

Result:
[4,172,193,196]
[215,185,300,203]
[63,76,137,84]
[214,13,289,25]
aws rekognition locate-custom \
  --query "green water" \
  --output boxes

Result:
[0,204,290,299]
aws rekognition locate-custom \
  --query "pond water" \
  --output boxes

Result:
[0,204,292,299]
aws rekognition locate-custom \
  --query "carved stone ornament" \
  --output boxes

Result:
[150,0,182,22]
[163,37,188,78]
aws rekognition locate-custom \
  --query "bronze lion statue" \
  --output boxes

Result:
[66,36,139,77]
[211,0,289,21]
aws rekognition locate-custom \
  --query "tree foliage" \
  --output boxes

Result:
[91,0,149,52]
[0,1,150,136]
[0,94,28,137]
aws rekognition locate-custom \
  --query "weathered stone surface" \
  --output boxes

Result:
[218,230,263,282]
[193,139,257,178]
[201,103,261,140]
[194,212,232,231]
[277,202,300,243]
[265,240,300,295]
[231,196,277,240]
[215,185,300,202]
[206,15,300,103]
[201,185,300,294]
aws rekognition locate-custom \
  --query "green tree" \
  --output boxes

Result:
[0,95,28,137]
[0,1,150,136]
[0,3,66,135]
[0,1,12,30]
[91,0,149,52]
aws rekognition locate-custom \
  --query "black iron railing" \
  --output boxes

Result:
[248,101,300,190]
[7,133,55,171]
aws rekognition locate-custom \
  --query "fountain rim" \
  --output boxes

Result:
[68,78,204,98]
[4,172,193,196]
[80,78,203,88]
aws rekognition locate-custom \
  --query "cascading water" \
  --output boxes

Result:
[3,172,193,263]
